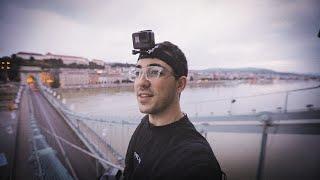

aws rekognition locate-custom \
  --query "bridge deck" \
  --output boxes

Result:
[30,87,99,179]
[5,87,104,180]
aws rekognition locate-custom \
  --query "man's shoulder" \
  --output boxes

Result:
[134,115,149,131]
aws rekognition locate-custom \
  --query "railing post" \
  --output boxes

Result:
[256,114,272,180]
[284,91,289,113]
[76,119,80,129]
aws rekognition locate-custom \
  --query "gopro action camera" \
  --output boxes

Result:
[132,30,155,55]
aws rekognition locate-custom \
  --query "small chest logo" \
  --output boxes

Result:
[134,151,141,164]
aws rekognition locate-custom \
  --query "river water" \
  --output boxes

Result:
[60,80,320,180]
[61,80,320,120]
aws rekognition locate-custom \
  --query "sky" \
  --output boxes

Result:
[0,0,319,74]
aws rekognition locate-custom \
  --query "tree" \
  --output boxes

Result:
[0,57,9,82]
[89,62,105,69]
[0,55,21,82]
[51,79,60,88]
[8,54,21,81]
[49,69,60,88]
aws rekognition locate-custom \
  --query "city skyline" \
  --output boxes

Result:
[0,0,319,74]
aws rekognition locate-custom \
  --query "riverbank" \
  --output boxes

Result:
[57,83,134,94]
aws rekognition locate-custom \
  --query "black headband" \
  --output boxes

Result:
[138,45,187,77]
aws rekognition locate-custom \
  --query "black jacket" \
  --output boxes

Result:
[123,114,222,180]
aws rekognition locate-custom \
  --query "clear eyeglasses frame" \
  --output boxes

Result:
[128,66,175,81]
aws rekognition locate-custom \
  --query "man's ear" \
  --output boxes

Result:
[176,76,187,93]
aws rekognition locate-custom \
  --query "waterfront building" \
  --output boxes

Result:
[104,64,112,73]
[89,70,100,84]
[105,72,125,83]
[97,73,109,84]
[92,59,105,66]
[59,68,90,88]
[0,60,11,70]
[45,53,89,65]
[16,52,44,60]
[16,52,90,65]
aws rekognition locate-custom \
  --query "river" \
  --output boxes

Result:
[60,80,320,120]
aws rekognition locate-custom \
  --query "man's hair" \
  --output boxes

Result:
[138,41,188,78]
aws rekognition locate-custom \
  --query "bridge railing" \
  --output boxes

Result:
[182,83,320,117]
[38,83,125,173]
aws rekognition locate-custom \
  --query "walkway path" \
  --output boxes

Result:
[28,87,98,179]
[1,86,103,179]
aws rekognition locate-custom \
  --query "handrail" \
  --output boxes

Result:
[38,82,125,172]
[39,125,124,171]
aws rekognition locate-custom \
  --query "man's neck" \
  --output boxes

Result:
[148,105,184,126]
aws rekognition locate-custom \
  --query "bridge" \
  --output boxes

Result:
[1,80,319,180]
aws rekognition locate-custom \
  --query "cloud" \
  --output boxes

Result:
[0,0,319,73]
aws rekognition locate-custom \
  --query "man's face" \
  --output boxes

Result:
[134,58,179,115]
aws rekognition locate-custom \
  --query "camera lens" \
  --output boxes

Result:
[139,33,147,42]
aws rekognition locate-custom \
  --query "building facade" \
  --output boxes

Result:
[45,53,89,65]
[16,52,90,65]
[92,59,105,66]
[59,68,90,88]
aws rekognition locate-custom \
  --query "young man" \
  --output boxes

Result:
[124,41,222,180]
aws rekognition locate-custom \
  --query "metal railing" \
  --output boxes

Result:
[38,83,125,173]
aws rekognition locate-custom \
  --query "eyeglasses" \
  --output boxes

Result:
[129,66,175,81]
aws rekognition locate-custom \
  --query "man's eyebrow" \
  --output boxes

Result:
[135,63,163,68]
[148,63,163,68]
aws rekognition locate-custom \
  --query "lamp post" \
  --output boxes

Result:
[229,99,236,115]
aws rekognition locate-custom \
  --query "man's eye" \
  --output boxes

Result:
[134,70,141,76]
[149,70,159,76]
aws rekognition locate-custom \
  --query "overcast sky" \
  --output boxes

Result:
[0,0,319,73]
